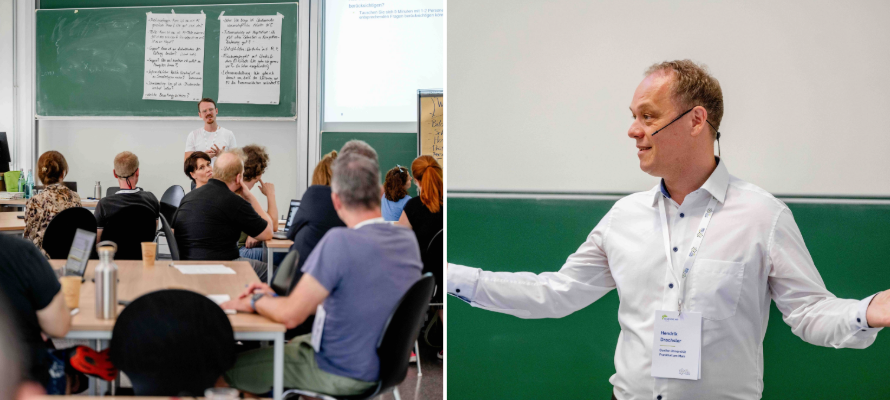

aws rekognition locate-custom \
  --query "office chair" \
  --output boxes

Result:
[159,185,184,224]
[283,274,435,400]
[42,207,98,259]
[109,289,236,396]
[101,206,158,260]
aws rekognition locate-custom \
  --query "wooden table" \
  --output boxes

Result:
[0,211,25,235]
[50,260,286,399]
[0,198,99,209]
[262,238,294,285]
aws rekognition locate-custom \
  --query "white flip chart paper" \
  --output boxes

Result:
[143,12,206,101]
[218,13,283,104]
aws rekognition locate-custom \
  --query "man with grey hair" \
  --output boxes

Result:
[339,139,378,164]
[174,150,274,281]
[221,152,423,397]
[448,60,890,399]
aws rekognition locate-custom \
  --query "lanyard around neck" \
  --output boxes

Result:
[657,194,719,312]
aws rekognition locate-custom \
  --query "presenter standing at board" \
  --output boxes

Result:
[184,97,237,165]
[448,60,890,400]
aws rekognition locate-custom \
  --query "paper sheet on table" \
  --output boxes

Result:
[142,12,206,101]
[217,13,283,104]
[207,294,237,314]
[174,265,236,274]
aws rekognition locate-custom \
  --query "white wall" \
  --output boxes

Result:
[0,0,13,143]
[38,120,302,215]
[447,0,890,196]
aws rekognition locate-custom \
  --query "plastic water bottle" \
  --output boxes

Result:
[95,242,119,320]
[24,170,33,199]
[17,171,24,193]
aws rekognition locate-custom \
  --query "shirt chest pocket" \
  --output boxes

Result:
[687,260,745,321]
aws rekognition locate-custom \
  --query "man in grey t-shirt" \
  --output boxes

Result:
[221,153,423,396]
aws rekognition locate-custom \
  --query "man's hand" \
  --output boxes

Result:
[865,289,890,327]
[258,179,275,198]
[238,282,275,299]
[245,236,260,249]
[220,296,254,313]
[239,179,256,200]
[206,144,221,158]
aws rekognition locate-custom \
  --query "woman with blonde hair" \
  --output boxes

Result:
[25,151,82,256]
[285,150,345,287]
[397,155,443,359]
[381,165,412,221]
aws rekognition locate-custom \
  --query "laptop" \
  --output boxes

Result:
[60,229,96,281]
[272,200,300,239]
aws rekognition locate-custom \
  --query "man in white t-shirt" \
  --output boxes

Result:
[184,97,236,164]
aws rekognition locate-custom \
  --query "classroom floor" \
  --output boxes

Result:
[399,339,444,400]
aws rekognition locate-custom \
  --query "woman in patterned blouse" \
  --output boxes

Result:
[24,151,81,256]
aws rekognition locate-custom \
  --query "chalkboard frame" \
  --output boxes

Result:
[35,2,299,119]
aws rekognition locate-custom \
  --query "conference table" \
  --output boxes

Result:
[50,260,287,399]
[0,211,25,235]
[0,198,99,209]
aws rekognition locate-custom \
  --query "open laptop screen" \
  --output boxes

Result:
[64,229,96,277]
[285,200,300,231]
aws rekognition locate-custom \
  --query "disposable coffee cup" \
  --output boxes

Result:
[59,276,81,309]
[141,242,157,267]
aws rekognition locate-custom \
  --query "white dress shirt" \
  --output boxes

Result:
[448,160,881,400]
[184,127,236,164]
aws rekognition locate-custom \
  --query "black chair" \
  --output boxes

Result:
[422,229,443,304]
[42,207,98,259]
[271,250,300,296]
[159,185,184,224]
[101,206,158,260]
[109,289,236,396]
[158,214,179,261]
[283,273,436,400]
[105,186,120,197]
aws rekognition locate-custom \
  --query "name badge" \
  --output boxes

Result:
[651,310,702,380]
[311,304,326,353]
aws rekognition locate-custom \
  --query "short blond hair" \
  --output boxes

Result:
[645,60,724,138]
[213,148,245,184]
[114,151,139,178]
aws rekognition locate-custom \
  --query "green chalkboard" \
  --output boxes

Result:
[448,197,890,399]
[321,132,419,196]
[36,3,298,117]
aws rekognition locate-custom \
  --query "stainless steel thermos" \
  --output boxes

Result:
[94,181,102,200]
[95,241,118,320]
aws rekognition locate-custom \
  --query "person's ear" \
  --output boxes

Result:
[380,185,385,198]
[690,106,708,138]
[331,192,342,211]
[134,169,140,179]
[113,169,119,179]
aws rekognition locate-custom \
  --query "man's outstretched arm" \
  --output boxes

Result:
[448,210,616,319]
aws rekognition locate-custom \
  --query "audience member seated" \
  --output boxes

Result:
[283,140,378,290]
[94,151,160,241]
[0,287,46,400]
[25,151,82,257]
[397,155,444,359]
[0,235,72,392]
[237,145,279,261]
[286,150,344,287]
[381,165,412,222]
[173,149,273,281]
[184,151,213,190]
[220,152,423,396]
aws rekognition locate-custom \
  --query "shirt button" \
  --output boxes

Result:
[456,289,461,293]
[673,247,678,252]
[668,283,674,289]
[857,318,861,323]
[657,396,663,400]
[680,213,685,218]
[862,329,867,332]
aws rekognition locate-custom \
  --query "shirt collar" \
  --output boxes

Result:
[651,157,729,206]
[354,217,387,229]
[116,187,142,194]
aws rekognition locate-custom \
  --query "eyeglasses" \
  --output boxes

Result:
[200,108,216,114]
[650,107,721,140]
